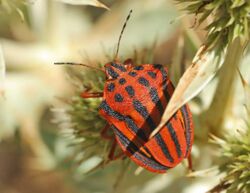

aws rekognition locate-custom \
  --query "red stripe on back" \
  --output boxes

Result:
[145,133,176,167]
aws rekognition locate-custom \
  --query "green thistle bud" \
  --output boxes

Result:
[211,124,250,193]
[176,0,250,53]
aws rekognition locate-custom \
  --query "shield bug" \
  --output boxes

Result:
[56,10,194,173]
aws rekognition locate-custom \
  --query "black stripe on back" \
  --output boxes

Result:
[167,123,182,158]
[111,62,126,72]
[124,116,147,141]
[133,100,149,118]
[133,100,156,131]
[99,101,123,120]
[163,86,171,102]
[153,64,162,69]
[112,125,139,152]
[149,87,164,114]
[158,65,167,82]
[181,105,192,157]
[155,133,174,163]
[99,100,147,141]
[159,67,171,102]
[112,125,169,171]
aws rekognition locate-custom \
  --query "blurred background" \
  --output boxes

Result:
[0,0,249,193]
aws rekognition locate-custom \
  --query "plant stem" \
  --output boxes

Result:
[201,37,247,136]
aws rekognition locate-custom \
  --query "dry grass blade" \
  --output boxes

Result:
[186,166,218,178]
[150,45,223,138]
[0,44,5,97]
[238,69,250,112]
[56,0,110,10]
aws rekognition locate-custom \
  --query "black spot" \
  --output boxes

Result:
[99,101,147,139]
[149,88,159,104]
[133,100,156,131]
[107,83,115,92]
[111,62,126,72]
[112,125,169,171]
[133,100,149,119]
[134,66,144,70]
[160,67,170,102]
[107,67,119,79]
[148,71,157,79]
[159,66,168,82]
[149,88,164,114]
[115,93,124,102]
[124,116,147,141]
[112,125,139,152]
[125,86,135,97]
[99,101,123,121]
[153,64,162,69]
[138,77,150,87]
[146,116,157,132]
[128,71,137,77]
[119,78,126,85]
[163,86,171,102]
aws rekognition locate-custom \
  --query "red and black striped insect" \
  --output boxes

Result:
[56,10,194,173]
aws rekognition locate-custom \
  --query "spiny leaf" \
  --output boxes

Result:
[176,0,250,53]
[56,0,110,10]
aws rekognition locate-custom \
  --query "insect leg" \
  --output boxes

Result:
[100,123,113,140]
[81,91,103,98]
[187,154,193,171]
[108,139,124,160]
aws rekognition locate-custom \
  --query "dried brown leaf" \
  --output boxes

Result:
[150,45,224,138]
[56,0,110,10]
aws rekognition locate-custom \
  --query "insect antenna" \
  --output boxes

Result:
[54,62,105,73]
[114,9,133,61]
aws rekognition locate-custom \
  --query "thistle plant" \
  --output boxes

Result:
[53,67,114,172]
[177,0,250,53]
[176,0,250,135]
[53,41,156,172]
[209,117,250,193]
